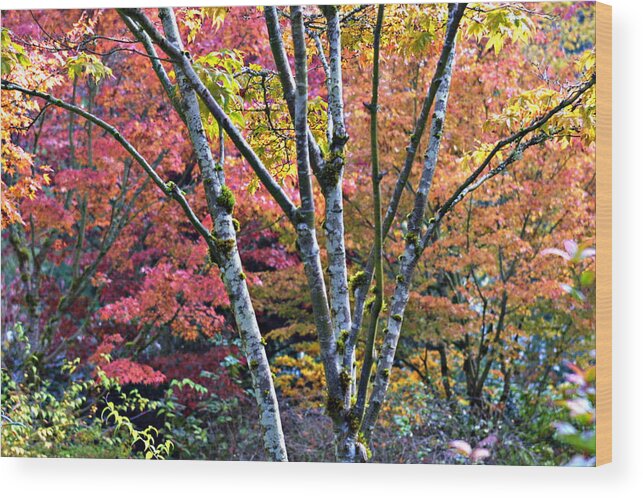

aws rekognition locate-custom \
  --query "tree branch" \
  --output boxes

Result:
[1,79,212,246]
[263,6,324,177]
[354,3,385,429]
[290,5,342,404]
[348,3,467,365]
[118,11,185,122]
[120,8,298,222]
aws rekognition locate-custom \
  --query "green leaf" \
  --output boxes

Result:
[580,270,595,287]
[64,53,112,82]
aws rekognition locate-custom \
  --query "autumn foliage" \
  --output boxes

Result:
[2,3,596,464]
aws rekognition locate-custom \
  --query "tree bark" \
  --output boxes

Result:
[352,3,386,450]
[156,8,288,462]
[346,3,467,388]
[362,9,459,439]
[289,6,343,414]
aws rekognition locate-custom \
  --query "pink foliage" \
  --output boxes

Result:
[102,358,166,386]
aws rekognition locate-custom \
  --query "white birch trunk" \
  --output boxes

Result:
[290,6,343,410]
[158,8,288,462]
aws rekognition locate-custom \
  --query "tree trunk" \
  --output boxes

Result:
[157,8,288,462]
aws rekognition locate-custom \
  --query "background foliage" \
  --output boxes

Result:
[2,2,596,464]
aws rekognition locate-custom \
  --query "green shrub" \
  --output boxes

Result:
[1,328,173,459]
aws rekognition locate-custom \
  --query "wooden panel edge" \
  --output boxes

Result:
[595,1,612,467]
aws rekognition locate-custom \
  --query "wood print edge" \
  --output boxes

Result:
[595,0,612,467]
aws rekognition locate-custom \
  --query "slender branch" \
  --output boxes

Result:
[263,6,324,177]
[264,6,296,120]
[348,3,467,362]
[407,46,456,238]
[381,3,467,239]
[428,74,596,240]
[1,80,212,247]
[118,11,185,121]
[120,8,298,222]
[307,27,333,145]
[320,5,348,149]
[290,5,342,403]
[354,3,385,428]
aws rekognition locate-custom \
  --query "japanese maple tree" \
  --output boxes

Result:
[2,3,596,462]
